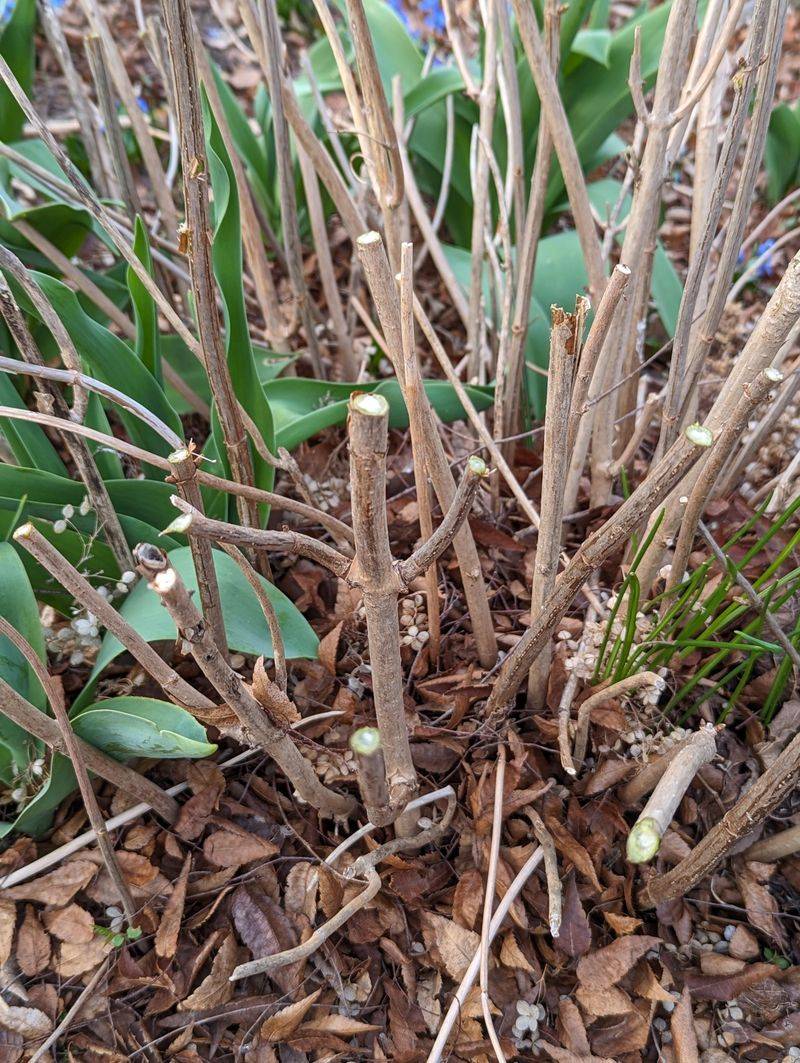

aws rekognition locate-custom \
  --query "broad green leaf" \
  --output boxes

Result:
[570,28,613,67]
[209,62,273,218]
[128,217,162,383]
[203,95,277,512]
[264,377,494,451]
[0,372,67,475]
[0,0,36,142]
[71,697,217,760]
[0,541,45,784]
[404,66,465,121]
[765,103,800,204]
[85,546,318,702]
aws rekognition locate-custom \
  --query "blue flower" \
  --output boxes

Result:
[420,0,445,33]
[756,237,776,278]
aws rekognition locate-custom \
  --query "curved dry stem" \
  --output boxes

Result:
[573,672,665,769]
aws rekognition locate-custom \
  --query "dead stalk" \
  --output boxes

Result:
[486,422,715,714]
[556,606,596,776]
[399,244,441,660]
[640,729,800,906]
[509,0,605,302]
[160,0,258,524]
[357,231,498,667]
[667,368,782,591]
[168,447,228,655]
[480,744,507,1063]
[350,726,391,826]
[527,807,561,938]
[13,523,215,715]
[627,724,717,864]
[0,620,138,923]
[218,543,287,693]
[573,672,665,771]
[743,825,800,864]
[133,543,355,817]
[527,308,578,708]
[619,733,699,807]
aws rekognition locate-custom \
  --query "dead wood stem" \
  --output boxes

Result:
[37,0,109,195]
[0,620,138,923]
[350,726,391,826]
[166,496,352,577]
[13,523,214,714]
[428,845,544,1063]
[219,543,287,692]
[527,308,577,708]
[667,368,782,591]
[480,744,507,1063]
[0,672,178,823]
[619,733,698,807]
[556,605,596,776]
[509,0,605,302]
[502,0,560,448]
[495,0,524,242]
[486,423,715,714]
[78,0,179,234]
[0,282,133,574]
[743,825,800,864]
[442,0,478,99]
[168,447,228,657]
[357,231,498,667]
[83,34,141,216]
[348,393,418,830]
[399,244,441,660]
[527,807,561,938]
[193,30,288,349]
[639,728,800,906]
[259,0,324,374]
[133,543,354,817]
[608,391,662,477]
[467,0,499,382]
[160,0,258,526]
[0,404,352,543]
[573,672,665,771]
[627,724,717,864]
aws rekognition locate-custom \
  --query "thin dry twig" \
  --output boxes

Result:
[526,807,561,938]
[480,745,507,1063]
[573,672,665,770]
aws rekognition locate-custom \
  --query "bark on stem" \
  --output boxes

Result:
[527,308,578,708]
[133,544,354,817]
[348,393,417,830]
[350,726,391,826]
[356,231,498,667]
[160,0,258,524]
[0,620,138,924]
[168,447,228,655]
[486,423,715,714]
[13,523,214,716]
[627,724,717,863]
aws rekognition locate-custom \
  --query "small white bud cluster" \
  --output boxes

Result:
[399,593,430,651]
[512,1000,545,1051]
[315,747,356,785]
[303,474,348,514]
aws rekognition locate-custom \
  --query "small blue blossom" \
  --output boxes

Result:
[755,237,776,278]
[419,0,445,34]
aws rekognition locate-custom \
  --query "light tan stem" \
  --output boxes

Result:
[480,744,507,1062]
[619,733,698,807]
[627,724,717,863]
[168,447,228,655]
[356,232,498,667]
[398,244,441,659]
[348,393,417,828]
[350,726,391,826]
[573,672,665,770]
[527,807,561,937]
[133,544,354,817]
[743,825,800,864]
[527,308,578,708]
[556,605,596,776]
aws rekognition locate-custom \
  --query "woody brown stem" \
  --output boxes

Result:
[133,544,354,818]
[219,543,288,693]
[350,727,391,826]
[13,523,214,716]
[0,620,138,924]
[627,724,717,863]
[348,393,417,831]
[168,447,228,656]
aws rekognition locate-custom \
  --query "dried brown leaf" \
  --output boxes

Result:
[670,987,699,1063]
[452,868,483,931]
[231,885,299,995]
[258,990,321,1043]
[499,931,536,973]
[251,658,299,726]
[174,782,223,842]
[0,998,52,1040]
[735,863,787,948]
[0,899,15,967]
[575,984,633,1017]
[3,860,95,905]
[545,818,602,893]
[542,1047,616,1063]
[43,904,94,944]
[55,935,111,978]
[203,830,279,868]
[558,997,591,1055]
[558,874,592,958]
[283,863,318,923]
[156,856,191,961]
[420,911,480,980]
[299,1015,382,1036]
[317,863,344,919]
[728,924,760,960]
[602,910,642,936]
[684,962,777,1002]
[16,906,50,977]
[576,936,660,989]
[178,934,238,1012]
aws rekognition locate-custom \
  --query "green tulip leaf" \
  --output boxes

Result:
[71,696,217,760]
